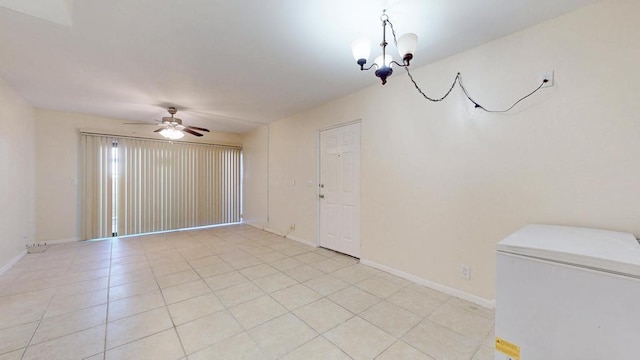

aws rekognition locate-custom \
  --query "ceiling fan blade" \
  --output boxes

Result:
[186,125,210,132]
[183,128,203,137]
[153,128,164,133]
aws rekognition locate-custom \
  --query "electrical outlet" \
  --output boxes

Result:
[289,224,295,231]
[461,264,471,280]
[540,70,554,88]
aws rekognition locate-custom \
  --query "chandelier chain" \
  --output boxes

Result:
[387,19,459,102]
[385,17,548,111]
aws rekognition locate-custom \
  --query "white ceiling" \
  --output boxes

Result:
[0,0,598,134]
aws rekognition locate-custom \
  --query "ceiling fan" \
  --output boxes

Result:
[153,107,210,140]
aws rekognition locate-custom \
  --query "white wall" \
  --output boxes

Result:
[0,77,35,272]
[35,109,242,243]
[243,0,640,302]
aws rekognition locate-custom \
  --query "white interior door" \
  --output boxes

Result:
[319,122,360,258]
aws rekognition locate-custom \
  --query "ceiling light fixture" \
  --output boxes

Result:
[352,11,551,112]
[158,107,186,140]
[351,10,417,85]
[159,127,184,140]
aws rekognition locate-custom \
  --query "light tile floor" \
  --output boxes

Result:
[0,224,495,360]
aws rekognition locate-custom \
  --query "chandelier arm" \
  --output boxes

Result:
[390,60,408,68]
[362,63,378,71]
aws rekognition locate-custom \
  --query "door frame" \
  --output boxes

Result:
[316,119,362,254]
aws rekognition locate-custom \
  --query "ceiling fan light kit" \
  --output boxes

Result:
[153,107,210,140]
[159,127,184,140]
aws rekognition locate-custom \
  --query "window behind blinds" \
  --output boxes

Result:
[81,133,241,240]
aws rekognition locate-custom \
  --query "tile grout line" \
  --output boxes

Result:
[172,232,224,358]
[18,245,84,360]
[105,234,193,356]
[4,225,495,360]
[197,233,269,358]
[184,233,300,357]
[271,259,433,359]
[100,238,115,360]
[235,251,371,358]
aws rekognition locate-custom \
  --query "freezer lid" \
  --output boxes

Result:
[497,224,640,277]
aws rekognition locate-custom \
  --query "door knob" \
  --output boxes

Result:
[319,194,325,199]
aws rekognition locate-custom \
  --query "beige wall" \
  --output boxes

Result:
[0,77,35,271]
[243,0,640,302]
[35,109,242,243]
[242,126,269,227]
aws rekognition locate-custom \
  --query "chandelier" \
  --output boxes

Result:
[351,11,418,85]
[350,11,551,112]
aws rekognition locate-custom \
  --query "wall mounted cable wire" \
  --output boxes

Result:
[387,19,549,112]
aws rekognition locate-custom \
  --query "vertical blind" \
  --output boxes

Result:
[81,133,241,240]
[80,135,114,240]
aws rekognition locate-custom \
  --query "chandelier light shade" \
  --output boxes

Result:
[352,11,418,85]
[351,38,371,64]
[397,33,418,62]
[374,54,393,68]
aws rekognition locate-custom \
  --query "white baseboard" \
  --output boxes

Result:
[0,249,27,276]
[285,234,318,248]
[246,223,318,248]
[244,221,268,230]
[360,258,495,309]
[34,237,80,245]
[241,222,494,308]
[263,227,285,237]
[245,223,260,230]
[246,223,272,233]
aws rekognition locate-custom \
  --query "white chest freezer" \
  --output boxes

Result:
[495,224,640,360]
